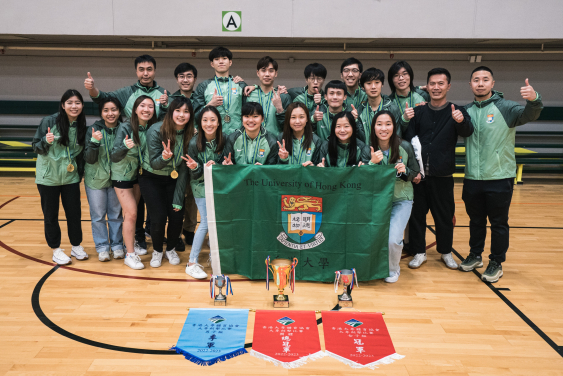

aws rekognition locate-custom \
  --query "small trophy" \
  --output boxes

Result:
[334,269,358,307]
[210,275,232,306]
[266,256,298,308]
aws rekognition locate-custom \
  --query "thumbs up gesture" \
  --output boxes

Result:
[84,72,99,97]
[181,154,198,170]
[46,127,55,144]
[451,104,464,123]
[92,127,103,141]
[404,102,415,120]
[370,146,383,164]
[317,157,325,167]
[159,90,169,107]
[161,139,173,160]
[313,87,322,104]
[520,78,536,101]
[222,152,233,165]
[208,88,224,107]
[351,104,358,120]
[272,89,284,113]
[313,105,323,122]
[124,134,135,149]
[277,140,289,160]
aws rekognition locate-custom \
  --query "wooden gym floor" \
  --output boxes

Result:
[0,175,562,376]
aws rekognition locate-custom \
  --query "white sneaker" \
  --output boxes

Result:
[441,252,459,270]
[186,263,208,279]
[408,253,427,269]
[113,249,125,259]
[124,252,144,270]
[52,248,71,265]
[385,270,400,283]
[98,251,111,262]
[71,245,88,260]
[134,241,148,256]
[150,251,163,268]
[165,249,180,265]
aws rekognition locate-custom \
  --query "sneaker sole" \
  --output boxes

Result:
[125,262,144,270]
[482,270,503,283]
[71,251,89,261]
[459,262,484,272]
[113,254,125,259]
[408,259,427,269]
[164,254,181,265]
[52,257,71,265]
[98,257,111,262]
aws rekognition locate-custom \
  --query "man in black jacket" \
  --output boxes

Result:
[404,68,474,270]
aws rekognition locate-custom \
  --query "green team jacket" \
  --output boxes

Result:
[187,135,226,198]
[278,133,326,165]
[287,86,326,123]
[32,114,84,186]
[146,121,192,209]
[463,91,543,180]
[223,127,279,165]
[389,87,430,112]
[313,104,354,141]
[84,120,119,190]
[245,86,292,136]
[110,122,152,181]
[169,90,193,102]
[356,96,408,142]
[369,140,419,202]
[92,80,169,119]
[192,76,247,135]
[344,86,368,109]
[318,139,371,167]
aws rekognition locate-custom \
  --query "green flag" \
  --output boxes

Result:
[205,164,396,282]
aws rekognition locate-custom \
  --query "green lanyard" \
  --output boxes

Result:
[291,136,306,164]
[137,126,145,168]
[172,136,184,170]
[337,146,350,167]
[323,106,345,127]
[258,88,273,125]
[365,100,384,137]
[243,131,263,165]
[102,129,111,164]
[214,76,232,116]
[202,139,216,164]
[394,92,413,115]
[65,125,77,164]
[352,87,362,109]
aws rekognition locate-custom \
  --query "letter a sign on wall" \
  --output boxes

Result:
[222,11,242,32]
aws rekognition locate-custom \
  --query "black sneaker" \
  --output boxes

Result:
[459,253,483,272]
[183,230,195,245]
[482,260,503,283]
[175,236,185,252]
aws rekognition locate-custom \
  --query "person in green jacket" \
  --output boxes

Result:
[287,63,327,120]
[311,80,353,141]
[222,102,280,165]
[182,106,226,279]
[244,56,292,136]
[84,97,124,262]
[317,112,370,167]
[144,97,195,268]
[192,47,248,135]
[354,68,412,142]
[84,54,169,119]
[341,57,368,109]
[388,60,430,111]
[277,102,325,166]
[32,89,88,265]
[459,66,543,283]
[170,62,198,103]
[367,110,419,283]
[110,95,158,270]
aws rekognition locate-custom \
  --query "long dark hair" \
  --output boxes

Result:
[282,102,313,156]
[328,111,357,167]
[370,110,401,164]
[56,89,87,146]
[160,97,194,155]
[388,61,415,94]
[197,106,225,154]
[130,95,157,145]
[97,96,123,124]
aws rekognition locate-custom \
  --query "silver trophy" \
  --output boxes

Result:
[334,269,358,307]
[211,275,231,306]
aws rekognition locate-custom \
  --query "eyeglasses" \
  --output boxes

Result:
[178,74,194,80]
[394,73,410,79]
[343,69,360,74]
[307,76,324,83]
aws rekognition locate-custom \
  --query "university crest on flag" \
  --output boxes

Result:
[277,195,326,250]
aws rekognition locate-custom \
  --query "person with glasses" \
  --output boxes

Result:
[287,63,328,121]
[341,57,367,110]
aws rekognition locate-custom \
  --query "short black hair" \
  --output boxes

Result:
[174,62,198,78]
[257,56,278,71]
[324,80,347,94]
[209,46,233,61]
[470,66,494,79]
[427,67,451,83]
[340,57,363,73]
[135,55,156,69]
[241,102,264,118]
[388,61,415,94]
[304,63,327,79]
[360,68,385,88]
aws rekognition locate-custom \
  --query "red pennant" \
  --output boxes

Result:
[250,310,325,368]
[322,311,404,369]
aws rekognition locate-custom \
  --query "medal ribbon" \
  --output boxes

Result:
[258,88,273,125]
[395,92,413,116]
[291,135,306,164]
[351,268,359,290]
[172,135,184,171]
[214,76,232,118]
[65,124,78,166]
[102,129,111,164]
[243,130,263,165]
[365,99,384,139]
[137,128,145,168]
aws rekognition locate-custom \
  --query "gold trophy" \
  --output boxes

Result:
[334,269,358,308]
[266,256,298,308]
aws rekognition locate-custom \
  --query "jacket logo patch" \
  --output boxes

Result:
[307,148,312,156]
[259,149,265,157]
[487,114,494,123]
[231,87,238,95]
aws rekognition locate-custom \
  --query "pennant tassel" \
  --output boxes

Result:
[250,349,326,369]
[171,346,248,366]
[325,351,404,370]
[351,268,359,290]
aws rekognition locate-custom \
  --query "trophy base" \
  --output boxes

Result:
[273,295,289,308]
[338,294,353,308]
[214,297,227,306]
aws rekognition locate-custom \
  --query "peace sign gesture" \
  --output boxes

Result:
[222,152,233,165]
[162,139,173,160]
[272,89,284,113]
[181,154,198,170]
[277,140,289,160]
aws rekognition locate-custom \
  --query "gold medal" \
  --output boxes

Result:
[139,168,143,175]
[224,114,231,123]
[67,163,74,172]
[171,170,178,179]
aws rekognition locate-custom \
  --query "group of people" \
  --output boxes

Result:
[32,46,543,283]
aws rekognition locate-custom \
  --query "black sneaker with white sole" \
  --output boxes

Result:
[459,253,483,272]
[481,260,503,283]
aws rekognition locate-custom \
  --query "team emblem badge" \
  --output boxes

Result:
[231,87,238,95]
[209,315,225,324]
[487,114,494,123]
[259,149,265,157]
[277,317,295,326]
[306,148,312,156]
[277,195,325,249]
[344,318,363,328]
